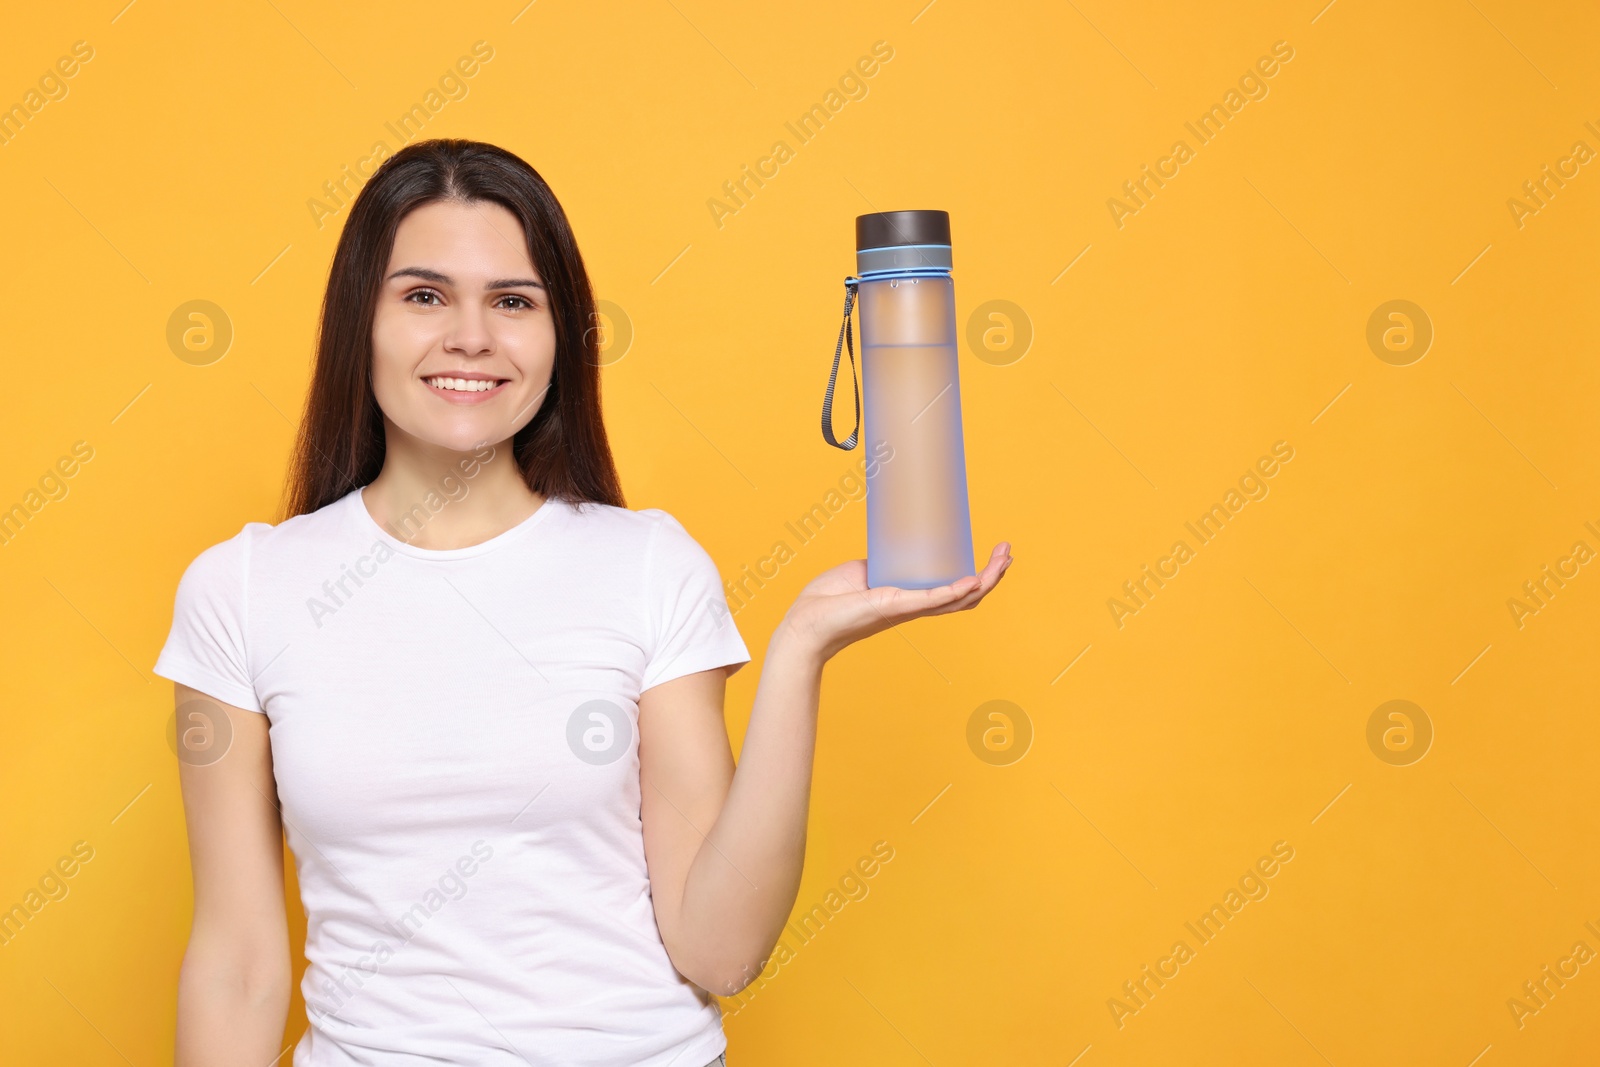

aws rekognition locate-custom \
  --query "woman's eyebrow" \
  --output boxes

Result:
[387,266,546,290]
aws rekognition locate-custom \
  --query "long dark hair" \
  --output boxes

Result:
[280,138,624,520]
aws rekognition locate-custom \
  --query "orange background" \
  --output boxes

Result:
[2,1,1597,1063]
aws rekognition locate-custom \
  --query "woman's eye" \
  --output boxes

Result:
[406,290,442,306]
[498,294,536,310]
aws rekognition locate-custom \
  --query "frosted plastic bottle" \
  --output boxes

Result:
[821,210,977,590]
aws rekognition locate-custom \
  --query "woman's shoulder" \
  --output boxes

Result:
[174,490,357,581]
[563,497,706,549]
[556,501,725,594]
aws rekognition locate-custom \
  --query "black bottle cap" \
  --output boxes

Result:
[856,210,951,251]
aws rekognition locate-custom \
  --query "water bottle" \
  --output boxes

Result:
[820,209,977,590]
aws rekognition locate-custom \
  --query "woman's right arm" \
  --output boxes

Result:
[172,682,292,1065]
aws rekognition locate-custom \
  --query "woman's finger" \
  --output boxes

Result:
[924,550,1012,616]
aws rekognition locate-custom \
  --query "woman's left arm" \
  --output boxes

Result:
[638,541,1012,996]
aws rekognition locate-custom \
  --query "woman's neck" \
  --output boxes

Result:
[361,430,544,551]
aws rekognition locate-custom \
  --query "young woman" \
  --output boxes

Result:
[156,138,1010,1067]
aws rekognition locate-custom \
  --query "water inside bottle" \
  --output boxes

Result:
[858,276,977,588]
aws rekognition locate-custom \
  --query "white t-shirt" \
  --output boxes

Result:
[154,485,751,1067]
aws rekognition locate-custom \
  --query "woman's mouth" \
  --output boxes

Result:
[423,375,510,403]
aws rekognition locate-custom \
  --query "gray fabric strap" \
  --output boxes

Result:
[821,276,861,450]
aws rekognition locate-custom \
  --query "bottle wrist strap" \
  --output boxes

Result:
[821,276,861,450]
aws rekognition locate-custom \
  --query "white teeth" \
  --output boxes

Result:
[427,377,500,392]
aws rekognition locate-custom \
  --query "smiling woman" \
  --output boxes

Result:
[154,138,1009,1067]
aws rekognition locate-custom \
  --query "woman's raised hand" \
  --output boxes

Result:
[777,542,1013,663]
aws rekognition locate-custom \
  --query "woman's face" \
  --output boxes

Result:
[370,198,557,454]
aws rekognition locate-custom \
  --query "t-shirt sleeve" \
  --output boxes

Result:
[152,525,263,713]
[640,510,751,693]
